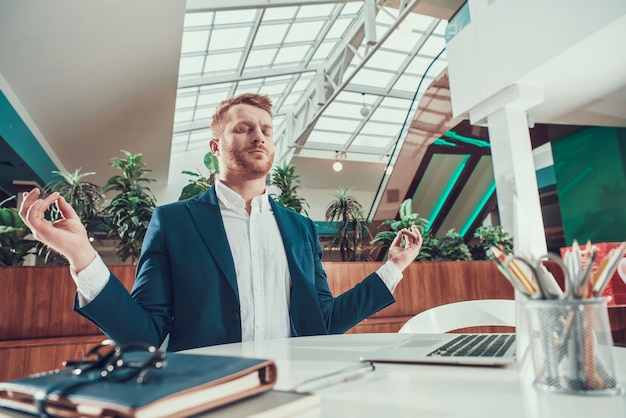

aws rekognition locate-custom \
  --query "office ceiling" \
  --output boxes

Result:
[1,0,624,241]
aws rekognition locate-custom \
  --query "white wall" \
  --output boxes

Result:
[446,0,626,118]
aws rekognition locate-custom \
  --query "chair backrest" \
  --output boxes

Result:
[398,299,516,334]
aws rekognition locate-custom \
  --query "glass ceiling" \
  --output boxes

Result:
[173,0,448,168]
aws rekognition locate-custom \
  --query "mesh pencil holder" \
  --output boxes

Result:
[524,298,623,396]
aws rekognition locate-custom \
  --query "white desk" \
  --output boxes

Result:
[187,333,626,417]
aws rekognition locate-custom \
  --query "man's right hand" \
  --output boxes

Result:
[19,188,97,272]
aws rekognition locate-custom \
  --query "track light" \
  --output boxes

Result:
[333,151,346,172]
[360,93,370,117]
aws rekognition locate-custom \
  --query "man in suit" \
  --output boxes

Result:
[19,93,422,352]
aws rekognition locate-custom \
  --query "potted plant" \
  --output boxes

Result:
[325,187,371,261]
[104,150,156,264]
[433,229,472,261]
[0,197,38,266]
[178,152,220,201]
[470,225,514,260]
[270,161,309,215]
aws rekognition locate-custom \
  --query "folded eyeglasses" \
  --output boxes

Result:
[35,339,167,417]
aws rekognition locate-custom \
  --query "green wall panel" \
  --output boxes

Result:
[552,126,626,244]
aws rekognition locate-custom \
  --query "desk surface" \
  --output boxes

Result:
[187,333,626,418]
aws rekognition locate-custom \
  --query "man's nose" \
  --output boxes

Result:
[251,126,265,143]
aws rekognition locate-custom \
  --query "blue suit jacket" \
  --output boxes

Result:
[77,187,395,352]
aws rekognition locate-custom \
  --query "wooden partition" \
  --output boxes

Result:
[325,261,514,334]
[0,265,135,382]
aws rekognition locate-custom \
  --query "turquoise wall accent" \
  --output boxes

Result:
[0,90,57,185]
[552,126,626,244]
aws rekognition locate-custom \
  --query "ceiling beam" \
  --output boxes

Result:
[276,0,423,163]
[186,0,361,13]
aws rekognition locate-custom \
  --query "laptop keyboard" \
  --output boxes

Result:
[427,334,516,358]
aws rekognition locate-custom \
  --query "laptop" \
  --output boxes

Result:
[359,333,517,367]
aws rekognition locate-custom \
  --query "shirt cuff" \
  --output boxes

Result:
[69,253,110,304]
[376,260,403,294]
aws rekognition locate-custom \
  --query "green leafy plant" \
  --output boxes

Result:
[471,225,514,260]
[0,198,38,266]
[415,232,439,261]
[104,151,156,264]
[270,161,309,215]
[178,152,220,201]
[436,229,472,261]
[325,187,371,262]
[370,198,429,260]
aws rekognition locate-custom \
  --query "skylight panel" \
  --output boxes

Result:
[179,56,205,77]
[326,16,352,39]
[197,89,230,106]
[311,41,335,62]
[407,54,446,75]
[285,21,326,44]
[289,77,313,95]
[172,132,189,146]
[316,116,362,133]
[253,23,289,46]
[181,30,210,54]
[370,106,408,123]
[296,3,335,19]
[274,45,310,65]
[307,130,351,145]
[176,95,197,109]
[392,73,422,92]
[263,6,298,21]
[365,50,408,72]
[201,51,242,74]
[380,96,412,108]
[360,121,402,137]
[245,49,277,69]
[402,12,438,30]
[184,12,214,28]
[174,109,194,124]
[350,68,395,88]
[258,82,289,96]
[351,134,394,148]
[214,9,256,25]
[342,2,363,14]
[433,20,447,36]
[325,100,366,118]
[384,29,422,50]
[209,27,251,51]
[419,35,447,57]
[189,128,211,142]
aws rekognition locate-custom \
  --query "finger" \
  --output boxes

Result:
[24,192,60,227]
[56,196,81,221]
[18,188,42,224]
[390,229,406,248]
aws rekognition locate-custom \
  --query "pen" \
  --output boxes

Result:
[289,362,375,393]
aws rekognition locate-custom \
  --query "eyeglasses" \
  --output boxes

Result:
[35,340,167,417]
[62,339,167,384]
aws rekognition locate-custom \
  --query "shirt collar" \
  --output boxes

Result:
[215,181,271,213]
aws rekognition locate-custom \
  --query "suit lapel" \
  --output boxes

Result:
[186,187,239,300]
[270,199,300,272]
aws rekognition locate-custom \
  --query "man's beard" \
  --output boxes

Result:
[222,145,274,179]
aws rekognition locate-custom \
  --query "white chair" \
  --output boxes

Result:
[398,299,516,334]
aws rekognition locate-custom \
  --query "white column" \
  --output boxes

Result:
[487,107,547,258]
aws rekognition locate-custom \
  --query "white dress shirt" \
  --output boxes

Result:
[214,181,291,341]
[71,183,404,341]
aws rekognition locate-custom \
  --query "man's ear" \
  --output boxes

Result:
[209,138,219,156]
